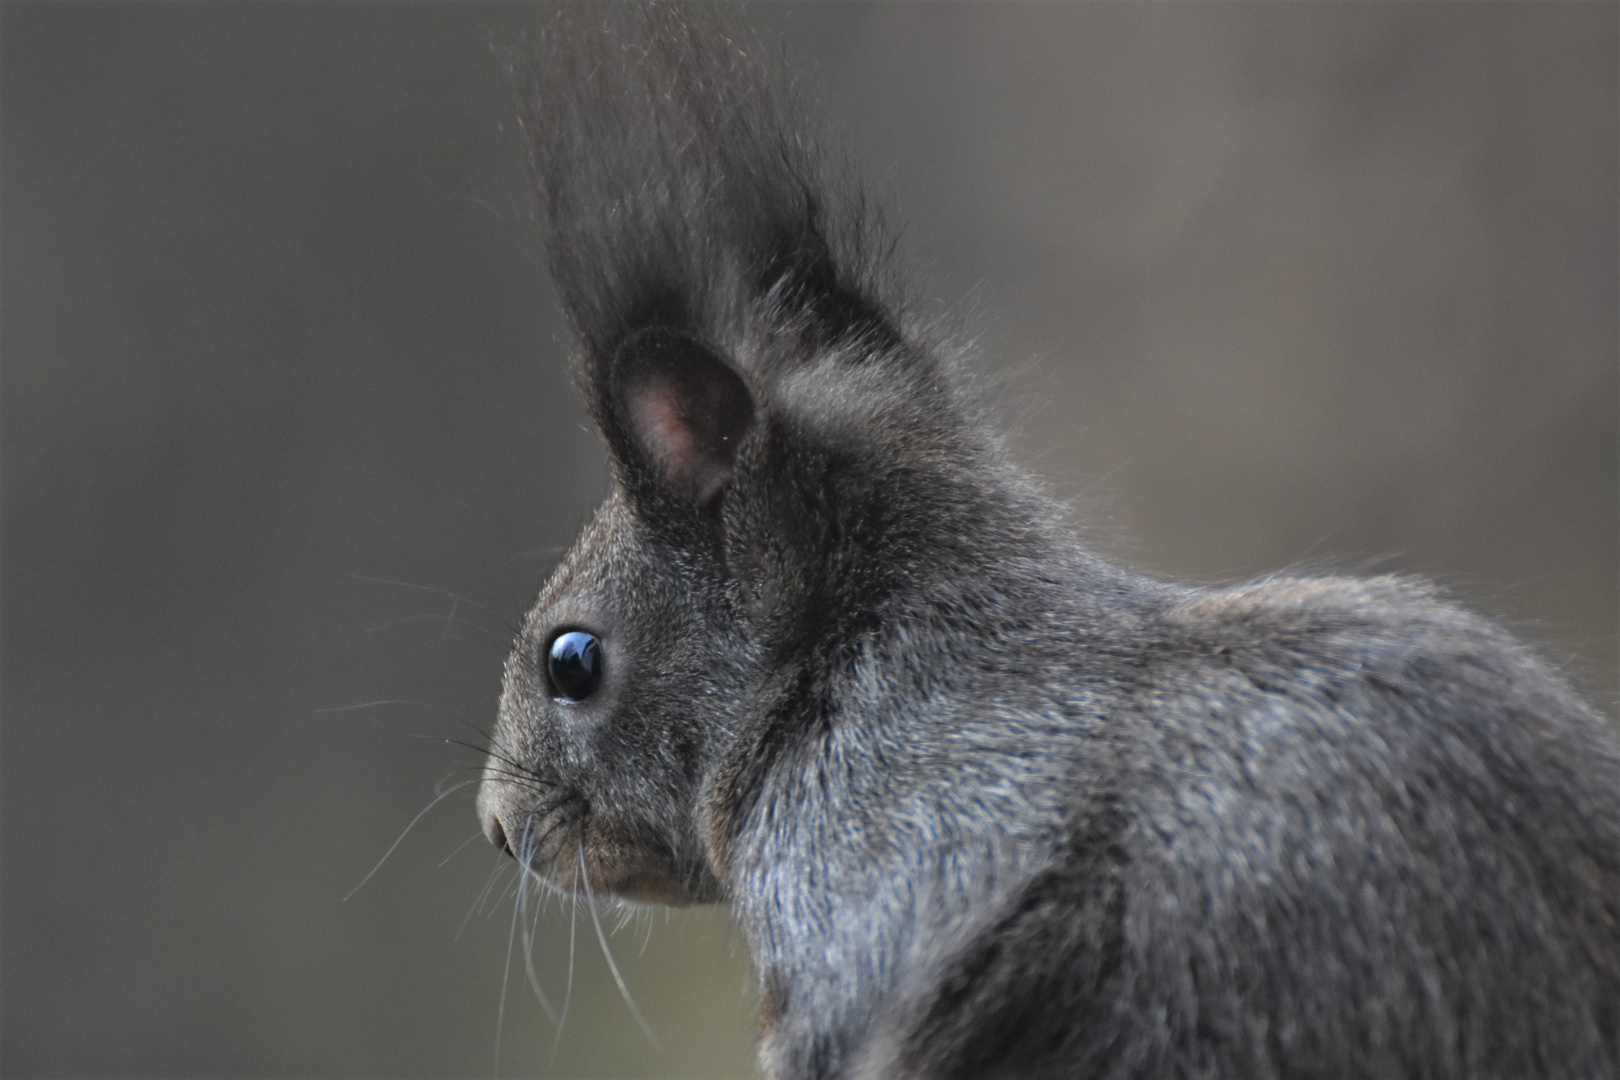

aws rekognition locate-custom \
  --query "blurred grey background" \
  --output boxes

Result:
[3,3,1614,1077]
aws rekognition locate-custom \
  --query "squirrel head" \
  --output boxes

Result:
[476,7,991,904]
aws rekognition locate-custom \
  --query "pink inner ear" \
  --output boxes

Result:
[615,329,753,511]
[628,376,698,475]
[627,375,732,508]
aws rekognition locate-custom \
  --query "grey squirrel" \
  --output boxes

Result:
[476,8,1620,1078]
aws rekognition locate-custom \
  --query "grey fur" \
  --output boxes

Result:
[477,8,1620,1078]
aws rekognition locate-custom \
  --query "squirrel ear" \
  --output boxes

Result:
[613,329,755,515]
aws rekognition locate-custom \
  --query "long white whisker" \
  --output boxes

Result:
[362,612,506,641]
[493,817,538,1079]
[349,573,515,630]
[519,859,560,1025]
[550,846,581,1068]
[461,855,510,940]
[440,828,488,869]
[312,698,438,714]
[495,857,523,1080]
[639,907,655,959]
[344,779,480,902]
[580,849,659,1048]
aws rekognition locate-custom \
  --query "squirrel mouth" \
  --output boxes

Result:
[496,807,689,905]
[481,772,696,903]
[494,804,582,879]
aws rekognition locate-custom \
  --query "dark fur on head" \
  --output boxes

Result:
[514,5,901,378]
[479,8,1620,1078]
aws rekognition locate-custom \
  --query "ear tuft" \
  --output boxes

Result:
[614,329,754,515]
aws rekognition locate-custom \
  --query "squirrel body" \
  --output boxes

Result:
[477,10,1620,1077]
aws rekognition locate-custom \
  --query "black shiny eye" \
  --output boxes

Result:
[546,630,602,702]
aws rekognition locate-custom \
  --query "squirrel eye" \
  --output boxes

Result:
[546,630,602,702]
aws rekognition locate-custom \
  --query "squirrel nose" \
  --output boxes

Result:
[483,814,513,859]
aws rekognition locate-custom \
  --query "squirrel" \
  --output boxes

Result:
[476,8,1620,1078]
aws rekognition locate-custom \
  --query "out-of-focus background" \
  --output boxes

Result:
[4,3,1614,1077]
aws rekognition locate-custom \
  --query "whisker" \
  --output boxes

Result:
[494,835,527,1080]
[551,848,581,1068]
[435,737,553,780]
[465,768,554,802]
[349,573,522,636]
[314,698,441,714]
[579,844,660,1048]
[432,767,475,798]
[413,726,547,783]
[519,863,561,1026]
[639,908,655,959]
[345,778,481,902]
[364,612,509,643]
[459,854,510,940]
[407,738,550,789]
[439,828,490,869]
[313,698,508,758]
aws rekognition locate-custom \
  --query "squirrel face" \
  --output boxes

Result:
[479,490,748,906]
[477,331,767,908]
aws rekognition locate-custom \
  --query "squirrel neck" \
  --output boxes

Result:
[708,464,1164,1077]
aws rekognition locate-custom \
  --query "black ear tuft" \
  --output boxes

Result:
[516,6,905,383]
[613,328,754,516]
